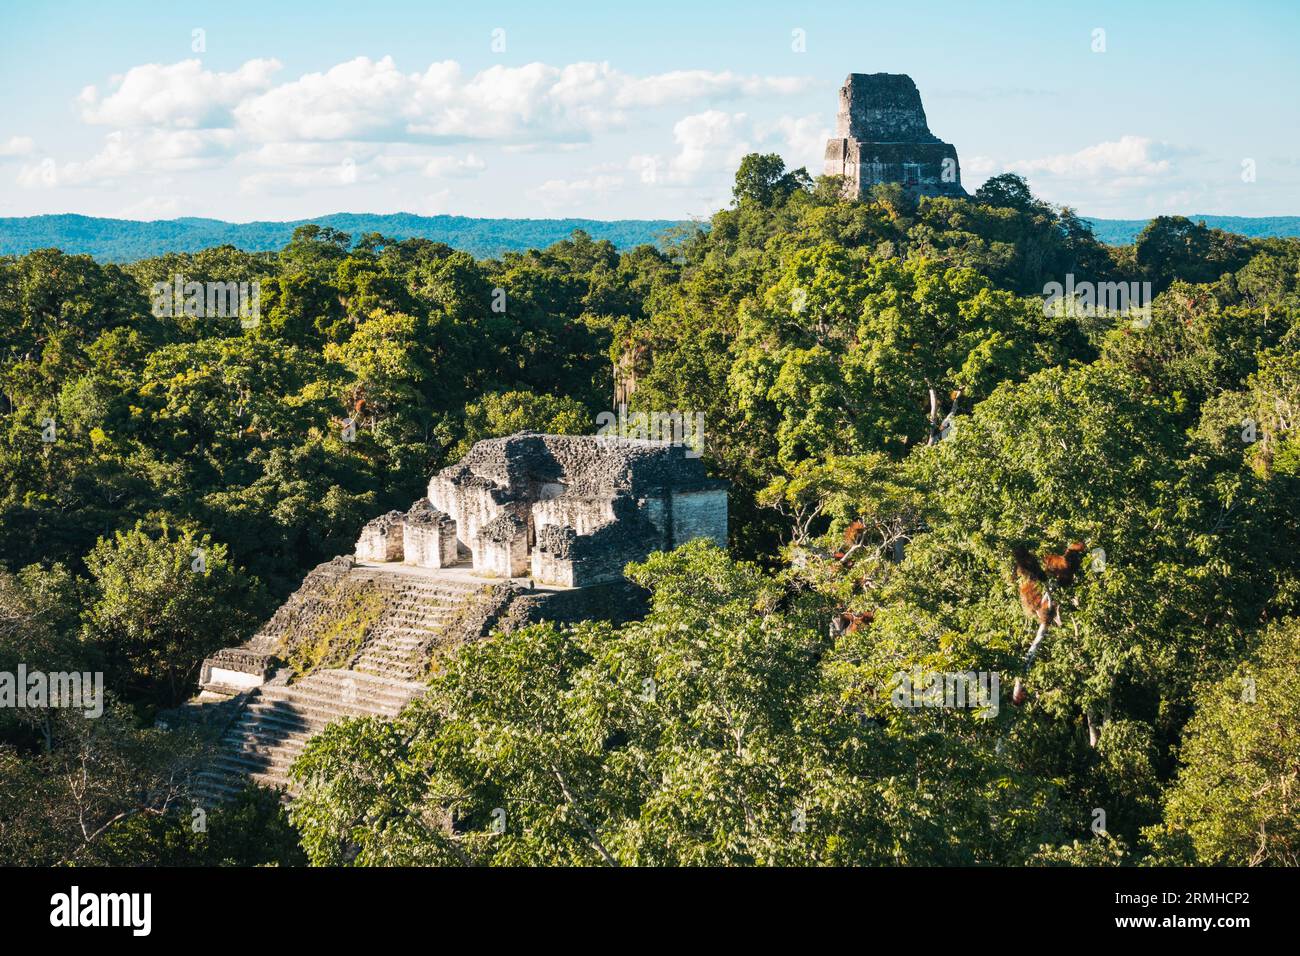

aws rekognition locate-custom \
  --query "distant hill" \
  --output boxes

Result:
[1082,215,1300,246]
[0,213,687,262]
[1,212,1298,262]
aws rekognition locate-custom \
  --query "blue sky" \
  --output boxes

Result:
[1,0,1296,222]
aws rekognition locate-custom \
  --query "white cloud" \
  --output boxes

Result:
[964,155,999,181]
[530,174,624,209]
[961,139,1250,217]
[614,70,810,108]
[1007,136,1176,178]
[423,189,453,214]
[629,110,825,192]
[29,56,813,209]
[231,57,810,145]
[235,148,487,194]
[501,141,589,155]
[423,153,486,178]
[17,158,57,189]
[18,129,236,187]
[762,113,830,170]
[116,194,183,220]
[0,136,36,157]
[239,158,366,194]
[80,58,281,128]
[666,110,752,183]
[236,140,380,167]
[234,56,411,141]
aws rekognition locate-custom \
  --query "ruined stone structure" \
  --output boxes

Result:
[353,509,405,563]
[184,433,725,804]
[824,73,967,199]
[186,558,476,803]
[400,498,459,568]
[363,432,728,588]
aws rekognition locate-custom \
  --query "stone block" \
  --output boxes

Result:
[472,512,529,577]
[403,498,459,568]
[355,510,406,563]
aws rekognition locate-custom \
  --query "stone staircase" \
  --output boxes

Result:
[347,573,483,681]
[191,669,426,804]
[189,562,497,806]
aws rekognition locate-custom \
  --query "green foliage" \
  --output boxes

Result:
[283,585,386,677]
[1144,619,1300,866]
[1,164,1297,867]
[453,389,590,460]
[290,542,1065,866]
[733,153,813,208]
[1135,216,1256,292]
[974,173,1042,213]
[81,522,261,707]
[1029,833,1127,866]
[0,213,685,263]
[95,785,306,867]
[0,697,207,866]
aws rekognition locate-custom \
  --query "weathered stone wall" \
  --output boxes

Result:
[824,72,966,199]
[638,495,670,549]
[531,494,615,536]
[355,511,405,562]
[199,647,274,690]
[472,513,529,577]
[403,498,459,568]
[422,433,730,582]
[243,556,359,656]
[545,500,665,586]
[498,579,649,632]
[669,487,728,548]
[438,432,719,500]
[195,557,523,692]
[185,542,662,805]
[531,524,577,586]
[403,523,457,568]
[428,469,504,549]
[637,488,728,551]
[835,72,939,142]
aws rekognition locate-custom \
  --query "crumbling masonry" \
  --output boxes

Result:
[357,432,728,587]
[184,433,727,803]
[823,72,968,199]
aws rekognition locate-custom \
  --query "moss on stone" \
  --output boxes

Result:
[282,581,387,677]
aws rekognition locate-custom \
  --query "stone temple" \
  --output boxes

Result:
[356,432,728,587]
[823,73,967,199]
[183,433,727,804]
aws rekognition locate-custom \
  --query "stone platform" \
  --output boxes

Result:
[352,557,570,593]
[185,432,723,804]
[185,557,647,805]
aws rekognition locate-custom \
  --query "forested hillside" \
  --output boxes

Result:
[2,163,1297,866]
[4,210,1300,262]
[1084,214,1300,246]
[0,213,684,262]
